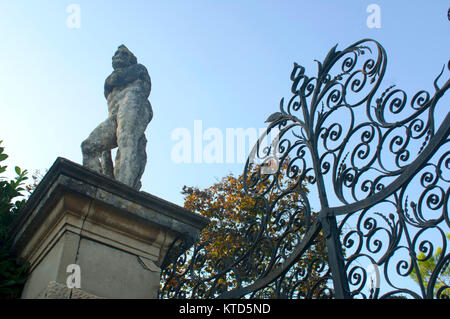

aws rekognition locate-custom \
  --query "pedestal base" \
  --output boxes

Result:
[9,158,208,299]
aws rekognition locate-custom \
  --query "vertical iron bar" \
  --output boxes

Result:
[309,129,351,298]
[397,207,428,298]
[321,213,351,298]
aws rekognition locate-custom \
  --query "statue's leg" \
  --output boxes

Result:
[81,116,117,173]
[134,134,148,190]
[114,148,121,180]
[101,150,114,178]
[115,99,151,189]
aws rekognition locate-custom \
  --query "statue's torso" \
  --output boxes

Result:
[107,78,152,118]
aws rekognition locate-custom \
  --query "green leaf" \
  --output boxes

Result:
[0,142,31,298]
[0,280,17,287]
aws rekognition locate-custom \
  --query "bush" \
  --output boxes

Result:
[0,141,29,299]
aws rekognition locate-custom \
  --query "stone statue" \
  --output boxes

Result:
[81,45,153,190]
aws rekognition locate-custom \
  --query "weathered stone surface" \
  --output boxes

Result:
[81,45,153,190]
[10,158,209,299]
[37,281,104,299]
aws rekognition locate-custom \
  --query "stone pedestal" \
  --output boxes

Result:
[9,158,208,299]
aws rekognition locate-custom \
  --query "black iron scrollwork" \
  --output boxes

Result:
[160,39,449,299]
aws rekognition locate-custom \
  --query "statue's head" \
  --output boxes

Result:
[112,45,137,70]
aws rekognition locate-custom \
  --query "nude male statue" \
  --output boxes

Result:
[81,45,153,190]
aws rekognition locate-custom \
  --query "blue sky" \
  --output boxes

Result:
[0,0,448,207]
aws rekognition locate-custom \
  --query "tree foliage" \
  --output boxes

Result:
[0,141,29,299]
[161,162,328,298]
[409,233,450,298]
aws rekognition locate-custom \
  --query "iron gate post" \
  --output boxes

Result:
[321,213,351,299]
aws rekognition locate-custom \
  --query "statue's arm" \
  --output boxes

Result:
[104,64,150,98]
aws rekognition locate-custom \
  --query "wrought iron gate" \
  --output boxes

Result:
[160,39,449,299]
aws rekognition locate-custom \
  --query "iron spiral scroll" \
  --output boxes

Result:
[160,39,450,299]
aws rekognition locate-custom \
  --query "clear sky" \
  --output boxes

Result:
[0,0,448,207]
